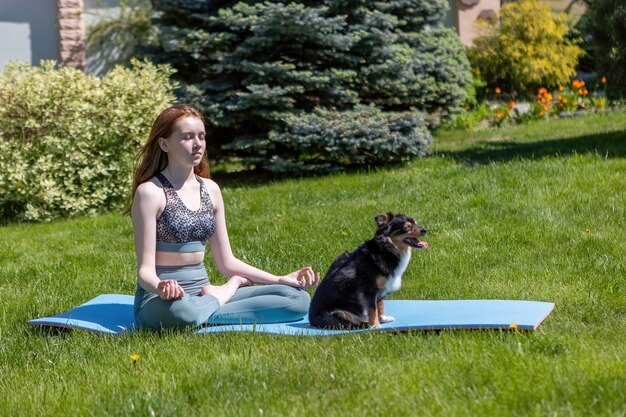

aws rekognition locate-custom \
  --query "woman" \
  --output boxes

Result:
[130,104,319,330]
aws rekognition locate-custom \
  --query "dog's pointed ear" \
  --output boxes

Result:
[375,213,393,228]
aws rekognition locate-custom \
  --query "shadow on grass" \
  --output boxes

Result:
[436,129,626,165]
[211,169,295,188]
[211,165,373,188]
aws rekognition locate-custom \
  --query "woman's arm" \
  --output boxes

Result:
[132,182,184,299]
[206,180,319,288]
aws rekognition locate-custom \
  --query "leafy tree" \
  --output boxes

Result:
[468,0,583,96]
[86,0,154,75]
[146,0,471,171]
[578,0,626,98]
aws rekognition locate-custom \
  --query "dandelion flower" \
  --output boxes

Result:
[131,354,140,363]
[508,323,518,330]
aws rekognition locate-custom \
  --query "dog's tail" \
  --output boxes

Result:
[310,310,368,330]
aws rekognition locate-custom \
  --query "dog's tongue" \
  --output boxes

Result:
[417,241,428,248]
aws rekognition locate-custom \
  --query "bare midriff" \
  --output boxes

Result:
[155,251,205,266]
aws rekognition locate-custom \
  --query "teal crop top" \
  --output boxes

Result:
[155,173,216,253]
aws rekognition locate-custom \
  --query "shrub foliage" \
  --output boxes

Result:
[0,60,175,222]
[468,0,583,96]
[578,0,626,98]
[226,105,432,173]
[145,0,469,171]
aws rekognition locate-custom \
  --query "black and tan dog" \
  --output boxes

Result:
[309,213,428,329]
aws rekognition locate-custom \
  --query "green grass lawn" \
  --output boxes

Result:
[1,112,625,416]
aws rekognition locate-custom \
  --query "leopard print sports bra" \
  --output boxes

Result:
[155,172,216,252]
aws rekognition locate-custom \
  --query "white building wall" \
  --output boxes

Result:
[0,0,120,72]
[0,0,60,70]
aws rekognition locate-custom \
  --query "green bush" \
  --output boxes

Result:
[578,0,626,99]
[0,60,175,222]
[468,0,583,96]
[224,106,432,172]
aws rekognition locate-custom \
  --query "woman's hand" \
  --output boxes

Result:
[157,279,185,300]
[281,266,320,289]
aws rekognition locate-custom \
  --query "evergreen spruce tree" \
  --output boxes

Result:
[146,0,471,172]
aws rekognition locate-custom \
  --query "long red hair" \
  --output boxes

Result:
[126,104,210,214]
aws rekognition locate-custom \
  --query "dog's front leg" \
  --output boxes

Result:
[368,304,380,328]
[377,299,395,324]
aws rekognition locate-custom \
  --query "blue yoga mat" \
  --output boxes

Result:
[28,294,554,335]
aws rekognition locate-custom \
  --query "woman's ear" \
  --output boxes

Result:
[158,138,168,152]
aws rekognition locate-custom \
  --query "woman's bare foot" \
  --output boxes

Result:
[200,275,252,305]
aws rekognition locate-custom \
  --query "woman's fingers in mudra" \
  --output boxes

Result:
[158,280,185,300]
[296,266,320,288]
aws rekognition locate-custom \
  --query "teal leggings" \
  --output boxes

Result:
[134,263,310,331]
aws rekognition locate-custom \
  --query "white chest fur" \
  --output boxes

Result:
[383,250,411,296]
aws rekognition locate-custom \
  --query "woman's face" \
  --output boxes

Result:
[161,116,206,167]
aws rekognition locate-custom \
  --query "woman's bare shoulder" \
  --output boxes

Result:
[200,177,222,193]
[135,178,164,201]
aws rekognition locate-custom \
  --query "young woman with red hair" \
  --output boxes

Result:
[129,104,319,330]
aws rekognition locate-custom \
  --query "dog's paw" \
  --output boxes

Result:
[379,315,395,324]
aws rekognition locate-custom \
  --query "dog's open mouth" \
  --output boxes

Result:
[404,237,428,249]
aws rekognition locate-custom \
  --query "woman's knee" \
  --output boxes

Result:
[289,287,311,315]
[269,285,310,318]
[138,295,220,330]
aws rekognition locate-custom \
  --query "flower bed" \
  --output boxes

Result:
[493,77,609,127]
[447,76,615,130]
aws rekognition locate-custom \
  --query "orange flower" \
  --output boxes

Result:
[559,85,565,91]
[495,87,501,94]
[508,100,516,110]
[496,110,506,119]
[538,87,548,95]
[601,76,607,84]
